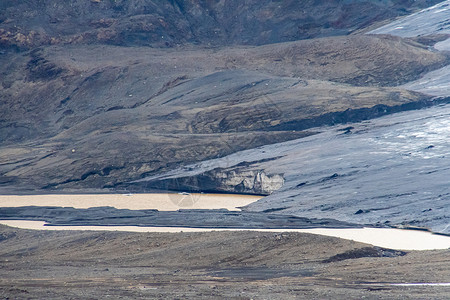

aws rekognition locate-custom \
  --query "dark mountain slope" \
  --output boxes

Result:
[0,0,442,49]
[0,61,436,191]
[1,1,449,192]
[1,35,447,143]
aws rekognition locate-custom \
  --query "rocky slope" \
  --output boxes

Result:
[1,34,448,192]
[1,1,449,194]
[2,3,450,300]
[0,0,442,49]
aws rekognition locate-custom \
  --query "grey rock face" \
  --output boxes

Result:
[222,170,284,195]
[135,167,284,195]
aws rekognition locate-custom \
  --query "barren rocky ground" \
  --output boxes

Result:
[1,1,449,193]
[1,1,450,299]
[0,0,442,49]
[1,225,449,299]
[1,34,448,192]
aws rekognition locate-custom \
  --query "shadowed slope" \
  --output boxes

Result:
[0,0,442,49]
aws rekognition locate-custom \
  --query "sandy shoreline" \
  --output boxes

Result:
[0,193,262,211]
